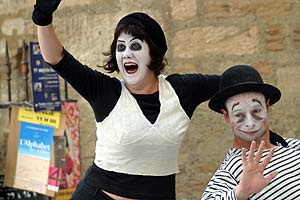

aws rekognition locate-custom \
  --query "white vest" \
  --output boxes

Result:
[94,75,190,175]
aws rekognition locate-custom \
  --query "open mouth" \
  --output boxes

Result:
[124,62,138,74]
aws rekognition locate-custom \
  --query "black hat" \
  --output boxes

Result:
[209,65,281,113]
[117,12,167,55]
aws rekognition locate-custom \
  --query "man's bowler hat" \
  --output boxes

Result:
[209,65,281,113]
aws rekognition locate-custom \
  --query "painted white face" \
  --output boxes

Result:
[225,92,268,141]
[116,32,152,86]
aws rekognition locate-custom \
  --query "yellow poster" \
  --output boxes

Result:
[18,107,60,128]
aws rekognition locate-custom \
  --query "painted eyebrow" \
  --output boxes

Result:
[117,39,125,43]
[252,99,262,105]
[117,37,140,43]
[131,37,139,42]
[231,102,239,111]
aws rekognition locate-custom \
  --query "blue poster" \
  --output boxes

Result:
[29,41,61,112]
[18,121,54,160]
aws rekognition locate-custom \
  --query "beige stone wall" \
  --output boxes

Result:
[1,0,300,199]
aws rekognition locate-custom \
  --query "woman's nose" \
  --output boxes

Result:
[123,48,132,59]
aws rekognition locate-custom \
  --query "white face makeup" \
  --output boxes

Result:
[116,32,152,86]
[225,92,268,142]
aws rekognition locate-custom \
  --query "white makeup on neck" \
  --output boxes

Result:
[116,32,153,88]
[225,92,268,142]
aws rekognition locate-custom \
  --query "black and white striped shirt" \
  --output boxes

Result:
[202,138,300,200]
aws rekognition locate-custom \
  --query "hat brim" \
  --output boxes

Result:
[208,82,281,114]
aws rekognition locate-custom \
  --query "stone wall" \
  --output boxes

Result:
[0,0,300,199]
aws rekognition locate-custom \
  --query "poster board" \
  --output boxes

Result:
[55,101,81,200]
[29,41,61,112]
[4,106,66,197]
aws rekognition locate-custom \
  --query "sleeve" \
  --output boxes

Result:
[50,49,120,102]
[49,49,121,122]
[188,74,220,102]
[166,73,220,118]
[201,169,238,200]
[167,73,220,102]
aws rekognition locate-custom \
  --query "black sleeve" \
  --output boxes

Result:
[50,49,121,122]
[166,73,220,118]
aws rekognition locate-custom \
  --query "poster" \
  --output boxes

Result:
[47,167,62,192]
[13,122,54,194]
[4,103,79,198]
[55,101,81,199]
[18,107,61,128]
[4,106,66,197]
[29,41,61,112]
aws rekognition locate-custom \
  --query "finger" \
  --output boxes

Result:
[264,170,278,183]
[261,147,275,168]
[248,140,256,162]
[241,147,247,163]
[254,140,265,162]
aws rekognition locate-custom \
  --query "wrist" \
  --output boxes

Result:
[235,186,249,200]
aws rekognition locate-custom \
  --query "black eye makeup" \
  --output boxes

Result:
[117,43,126,52]
[116,37,143,52]
[130,42,142,51]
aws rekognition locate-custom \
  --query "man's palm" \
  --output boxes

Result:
[236,141,278,200]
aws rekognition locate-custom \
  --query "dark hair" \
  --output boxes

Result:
[100,22,168,76]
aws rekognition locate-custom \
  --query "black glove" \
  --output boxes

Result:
[32,0,61,26]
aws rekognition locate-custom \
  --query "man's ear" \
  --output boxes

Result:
[221,108,230,124]
[266,99,270,112]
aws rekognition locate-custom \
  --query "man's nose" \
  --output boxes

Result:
[245,115,256,128]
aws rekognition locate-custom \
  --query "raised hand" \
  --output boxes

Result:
[32,0,62,26]
[235,141,278,200]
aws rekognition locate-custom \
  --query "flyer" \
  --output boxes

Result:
[29,41,61,112]
[14,122,54,194]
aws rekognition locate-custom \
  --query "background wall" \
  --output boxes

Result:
[0,0,300,199]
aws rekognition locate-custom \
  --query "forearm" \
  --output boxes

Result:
[37,24,63,65]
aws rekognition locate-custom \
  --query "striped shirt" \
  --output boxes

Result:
[202,138,300,200]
